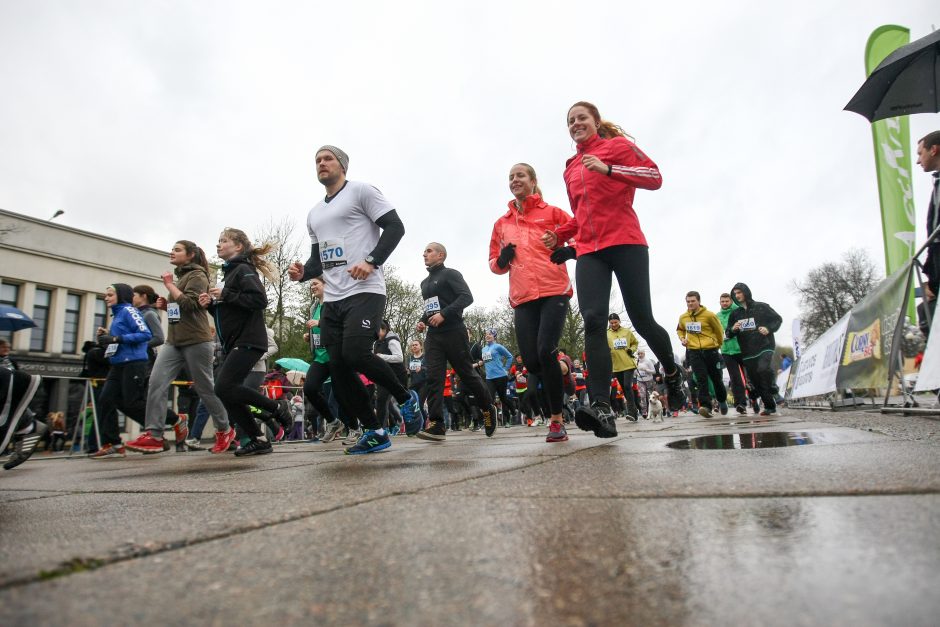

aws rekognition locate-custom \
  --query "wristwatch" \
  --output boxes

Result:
[364,255,378,268]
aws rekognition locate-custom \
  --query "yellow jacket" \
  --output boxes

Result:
[677,306,724,350]
[607,326,638,372]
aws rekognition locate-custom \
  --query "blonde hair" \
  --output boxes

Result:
[511,163,544,197]
[221,228,277,282]
[568,101,633,141]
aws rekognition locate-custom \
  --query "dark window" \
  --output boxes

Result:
[0,283,20,343]
[30,288,52,352]
[63,293,82,354]
[94,297,107,332]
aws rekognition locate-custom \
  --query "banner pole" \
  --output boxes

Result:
[884,261,917,407]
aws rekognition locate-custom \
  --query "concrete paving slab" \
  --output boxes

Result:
[0,493,936,626]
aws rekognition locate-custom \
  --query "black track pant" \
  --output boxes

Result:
[742,351,776,412]
[723,352,748,408]
[613,369,638,417]
[302,361,336,424]
[576,245,677,404]
[514,295,568,415]
[425,328,492,424]
[687,348,727,406]
[98,361,149,446]
[215,346,277,439]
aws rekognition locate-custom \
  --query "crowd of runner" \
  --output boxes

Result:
[0,100,784,467]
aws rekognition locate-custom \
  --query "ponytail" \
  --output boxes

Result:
[221,228,278,282]
[176,240,210,275]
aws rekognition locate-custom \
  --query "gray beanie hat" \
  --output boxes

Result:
[317,145,349,172]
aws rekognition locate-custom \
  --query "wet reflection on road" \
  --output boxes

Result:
[667,431,836,449]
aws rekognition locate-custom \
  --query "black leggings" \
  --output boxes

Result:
[576,245,677,404]
[98,361,149,446]
[486,377,510,417]
[328,334,407,431]
[302,361,336,423]
[514,295,568,415]
[215,346,277,439]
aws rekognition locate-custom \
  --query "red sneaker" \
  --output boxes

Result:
[211,427,238,454]
[90,443,126,459]
[173,416,189,445]
[545,421,569,443]
[126,433,167,454]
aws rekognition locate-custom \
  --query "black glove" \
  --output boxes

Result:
[97,334,120,346]
[626,349,635,358]
[496,243,516,269]
[549,246,576,264]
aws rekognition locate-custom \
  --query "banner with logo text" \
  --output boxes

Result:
[865,25,916,321]
[789,263,909,398]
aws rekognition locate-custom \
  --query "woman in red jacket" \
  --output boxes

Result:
[489,163,574,443]
[542,101,685,438]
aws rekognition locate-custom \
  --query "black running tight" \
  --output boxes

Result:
[576,245,678,404]
[513,295,568,415]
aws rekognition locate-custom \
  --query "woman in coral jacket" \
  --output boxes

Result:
[489,163,574,443]
[541,101,685,438]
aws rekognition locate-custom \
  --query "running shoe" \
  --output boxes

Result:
[126,432,167,454]
[671,410,679,418]
[185,438,208,451]
[399,390,422,436]
[545,421,569,443]
[173,416,189,451]
[574,402,618,438]
[272,426,286,443]
[344,430,391,455]
[90,443,126,460]
[751,401,761,414]
[735,405,747,415]
[341,427,363,445]
[759,408,777,416]
[321,419,344,443]
[663,369,686,413]
[417,420,447,442]
[698,405,713,418]
[234,438,273,457]
[3,419,49,470]
[273,400,293,429]
[719,402,729,416]
[482,404,498,437]
[211,427,238,454]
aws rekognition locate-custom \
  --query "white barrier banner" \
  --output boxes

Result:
[915,314,940,391]
[776,366,791,395]
[789,313,850,399]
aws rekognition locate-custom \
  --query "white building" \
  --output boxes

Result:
[0,207,168,413]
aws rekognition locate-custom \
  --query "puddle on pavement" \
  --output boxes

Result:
[704,419,775,428]
[667,431,841,450]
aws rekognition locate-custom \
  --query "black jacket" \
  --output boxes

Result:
[419,263,473,334]
[726,282,782,358]
[209,256,269,353]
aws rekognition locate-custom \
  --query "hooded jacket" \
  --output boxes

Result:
[106,302,152,364]
[488,194,574,307]
[677,305,725,351]
[208,256,269,353]
[168,263,214,347]
[375,330,408,382]
[555,134,662,254]
[716,300,741,355]
[420,263,473,334]
[726,283,782,358]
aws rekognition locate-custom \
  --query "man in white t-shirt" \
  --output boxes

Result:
[289,145,419,455]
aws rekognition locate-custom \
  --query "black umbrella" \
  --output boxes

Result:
[0,304,37,332]
[845,28,940,122]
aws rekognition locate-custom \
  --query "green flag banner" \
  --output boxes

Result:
[865,25,915,277]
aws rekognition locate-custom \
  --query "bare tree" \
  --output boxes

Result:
[383,266,425,344]
[558,299,586,358]
[254,217,305,350]
[790,248,880,344]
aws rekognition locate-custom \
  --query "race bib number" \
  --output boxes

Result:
[104,343,119,358]
[312,333,321,348]
[685,322,702,333]
[741,318,757,331]
[320,239,347,269]
[424,296,441,314]
[409,358,422,372]
[483,351,493,362]
[613,338,628,349]
[167,302,181,323]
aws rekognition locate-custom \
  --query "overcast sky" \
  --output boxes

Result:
[0,1,936,358]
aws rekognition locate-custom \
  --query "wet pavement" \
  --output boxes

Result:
[1,408,938,626]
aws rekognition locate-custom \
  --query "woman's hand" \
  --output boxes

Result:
[540,230,557,249]
[306,319,319,329]
[581,154,607,173]
[197,293,211,308]
[155,297,168,311]
[208,287,222,299]
[161,271,175,287]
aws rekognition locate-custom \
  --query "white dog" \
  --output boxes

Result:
[648,391,665,423]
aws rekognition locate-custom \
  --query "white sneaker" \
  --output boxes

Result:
[321,420,344,443]
[341,428,362,445]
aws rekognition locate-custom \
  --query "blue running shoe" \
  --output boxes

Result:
[344,430,391,455]
[400,390,423,436]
